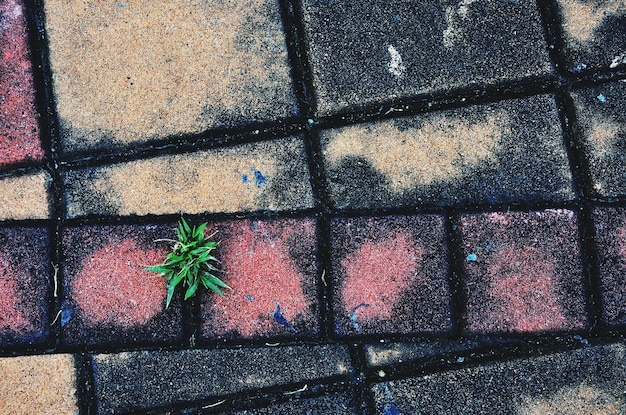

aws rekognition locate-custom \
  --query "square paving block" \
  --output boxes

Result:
[555,0,626,73]
[63,137,314,218]
[0,354,78,415]
[61,223,183,347]
[0,226,50,347]
[0,0,44,167]
[200,217,320,341]
[571,81,626,198]
[320,94,575,209]
[300,0,552,115]
[329,215,452,336]
[44,0,297,153]
[371,343,626,414]
[459,209,588,335]
[592,206,626,327]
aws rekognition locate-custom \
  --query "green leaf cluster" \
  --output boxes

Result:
[145,217,228,308]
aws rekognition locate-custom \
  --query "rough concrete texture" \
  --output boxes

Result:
[62,137,314,218]
[0,226,50,347]
[60,223,183,347]
[0,0,44,167]
[366,339,484,367]
[91,344,351,414]
[200,218,319,341]
[0,171,51,220]
[329,215,451,335]
[372,343,626,414]
[459,209,588,335]
[301,0,552,115]
[571,81,626,198]
[0,354,78,415]
[225,393,355,414]
[44,0,297,153]
[556,0,626,73]
[592,206,626,326]
[321,94,575,209]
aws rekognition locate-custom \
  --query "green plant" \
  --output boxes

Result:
[145,217,228,308]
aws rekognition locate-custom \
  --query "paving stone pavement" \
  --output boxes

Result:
[0,0,625,414]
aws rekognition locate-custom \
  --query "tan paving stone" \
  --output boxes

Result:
[44,0,297,153]
[0,171,51,220]
[0,354,78,415]
[63,138,314,218]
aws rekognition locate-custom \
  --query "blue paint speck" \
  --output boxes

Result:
[485,243,493,252]
[254,169,267,187]
[118,3,125,7]
[597,94,607,103]
[241,174,250,183]
[61,304,72,327]
[466,253,478,262]
[573,63,588,73]
[350,303,370,334]
[245,294,254,301]
[272,301,295,332]
[456,356,465,363]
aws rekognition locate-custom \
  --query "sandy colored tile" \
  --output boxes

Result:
[321,95,575,209]
[0,0,44,167]
[44,0,297,152]
[0,171,51,220]
[0,354,78,415]
[63,138,314,218]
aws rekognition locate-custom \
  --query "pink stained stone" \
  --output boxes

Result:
[478,246,567,332]
[0,0,44,166]
[71,239,167,328]
[340,232,420,322]
[206,219,316,338]
[0,258,34,334]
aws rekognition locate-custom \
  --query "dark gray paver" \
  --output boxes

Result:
[571,81,626,198]
[556,0,626,73]
[592,206,626,327]
[372,343,626,414]
[301,0,552,115]
[0,226,50,347]
[60,224,183,347]
[459,209,588,335]
[91,344,351,414]
[321,94,575,209]
[223,392,355,414]
[329,215,451,336]
[366,339,484,368]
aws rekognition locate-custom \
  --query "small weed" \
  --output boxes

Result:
[145,217,229,308]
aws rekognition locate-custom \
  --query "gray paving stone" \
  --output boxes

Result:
[555,0,626,73]
[366,339,483,368]
[301,0,552,115]
[223,392,355,414]
[321,94,575,209]
[571,81,626,198]
[372,343,626,414]
[91,344,352,414]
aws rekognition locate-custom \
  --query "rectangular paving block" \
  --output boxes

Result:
[44,0,297,153]
[320,94,575,210]
[60,223,183,347]
[556,0,626,73]
[200,217,320,341]
[329,215,452,336]
[371,343,626,414]
[225,392,355,414]
[0,354,78,415]
[0,226,50,347]
[300,0,552,115]
[91,344,351,414]
[459,209,588,335]
[0,0,44,167]
[592,206,626,327]
[63,137,314,218]
[571,82,626,198]
[0,171,51,220]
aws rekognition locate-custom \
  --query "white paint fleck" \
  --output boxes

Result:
[387,45,406,78]
[610,53,626,68]
[442,0,478,48]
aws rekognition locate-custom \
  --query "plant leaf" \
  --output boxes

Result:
[185,278,199,300]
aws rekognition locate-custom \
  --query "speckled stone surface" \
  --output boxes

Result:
[0,171,51,220]
[301,0,552,115]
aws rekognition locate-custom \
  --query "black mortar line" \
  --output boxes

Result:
[347,343,375,415]
[73,353,98,415]
[578,202,605,335]
[444,210,467,338]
